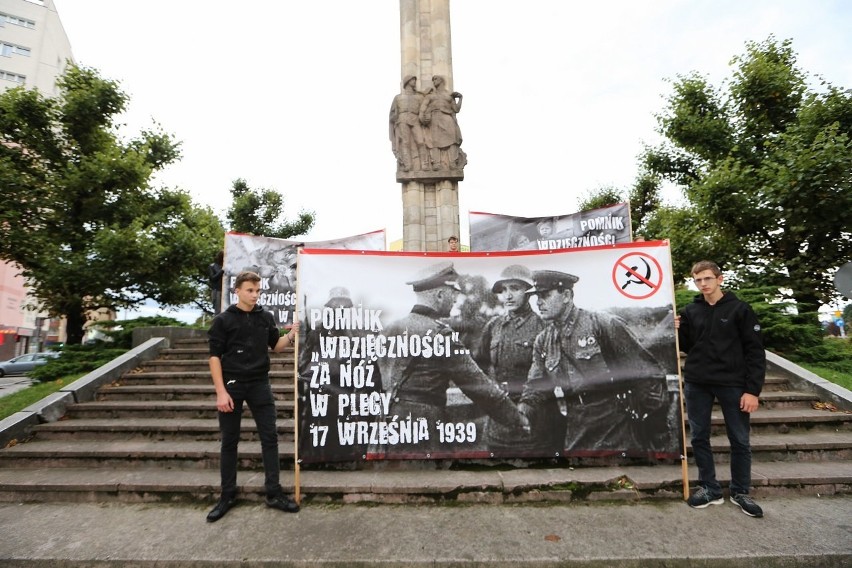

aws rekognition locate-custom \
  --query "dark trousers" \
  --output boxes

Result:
[219,379,282,498]
[684,382,752,495]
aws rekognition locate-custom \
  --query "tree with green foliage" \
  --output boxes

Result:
[577,173,662,240]
[641,37,852,313]
[0,65,224,344]
[226,178,315,238]
[577,185,623,212]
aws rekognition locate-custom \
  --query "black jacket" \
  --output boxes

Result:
[678,291,765,395]
[208,304,279,382]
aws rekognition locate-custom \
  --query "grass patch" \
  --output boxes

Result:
[0,373,85,420]
[795,363,852,392]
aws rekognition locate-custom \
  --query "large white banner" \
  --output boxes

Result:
[469,203,632,251]
[296,242,682,463]
[221,230,385,326]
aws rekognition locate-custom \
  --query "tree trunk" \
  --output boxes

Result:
[64,305,86,345]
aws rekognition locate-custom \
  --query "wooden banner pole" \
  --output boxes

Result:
[292,252,302,505]
[663,240,690,499]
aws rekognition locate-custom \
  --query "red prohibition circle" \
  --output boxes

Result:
[612,252,664,299]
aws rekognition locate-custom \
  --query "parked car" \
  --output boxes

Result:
[0,352,60,377]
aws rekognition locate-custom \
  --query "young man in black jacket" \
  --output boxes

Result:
[676,260,765,517]
[206,271,300,522]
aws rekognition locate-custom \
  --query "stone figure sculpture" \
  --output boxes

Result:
[389,75,429,172]
[419,75,466,171]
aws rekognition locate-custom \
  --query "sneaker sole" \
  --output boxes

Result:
[730,496,763,517]
[688,497,724,509]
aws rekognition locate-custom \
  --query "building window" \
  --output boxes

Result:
[0,69,26,84]
[1,42,31,57]
[0,12,37,29]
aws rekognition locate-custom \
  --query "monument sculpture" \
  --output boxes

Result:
[391,74,466,175]
[420,75,466,171]
[389,75,429,172]
[394,0,462,252]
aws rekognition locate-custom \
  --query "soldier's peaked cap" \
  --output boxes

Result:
[492,265,534,293]
[406,261,461,292]
[528,270,579,293]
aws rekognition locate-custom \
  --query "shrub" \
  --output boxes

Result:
[94,316,194,349]
[791,336,852,375]
[27,343,128,383]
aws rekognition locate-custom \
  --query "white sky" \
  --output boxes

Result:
[52,0,852,321]
[55,0,852,245]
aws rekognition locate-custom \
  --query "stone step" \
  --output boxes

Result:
[174,339,213,346]
[708,431,852,462]
[64,400,295,420]
[5,430,848,472]
[32,418,296,441]
[761,375,790,392]
[680,390,818,413]
[117,370,296,385]
[157,347,293,361]
[0,439,297,469]
[0,460,848,505]
[751,390,818,408]
[29,414,852,461]
[142,357,295,371]
[95,384,295,402]
[710,407,852,434]
[61,394,852,434]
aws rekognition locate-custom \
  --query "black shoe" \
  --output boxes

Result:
[206,496,236,522]
[265,494,300,513]
[730,493,764,518]
[687,486,723,509]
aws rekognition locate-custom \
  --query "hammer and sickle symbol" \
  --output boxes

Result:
[621,257,652,289]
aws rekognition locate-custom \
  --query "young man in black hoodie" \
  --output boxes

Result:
[206,271,300,522]
[676,260,765,517]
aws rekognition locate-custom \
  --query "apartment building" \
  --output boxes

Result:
[0,0,73,358]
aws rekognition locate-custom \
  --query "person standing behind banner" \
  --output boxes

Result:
[675,260,765,518]
[476,265,561,454]
[376,261,529,455]
[206,271,300,522]
[519,270,668,454]
[208,250,225,313]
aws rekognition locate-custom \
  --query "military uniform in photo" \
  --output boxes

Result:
[476,265,560,453]
[520,270,668,454]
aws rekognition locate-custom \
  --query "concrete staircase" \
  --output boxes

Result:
[1,338,850,505]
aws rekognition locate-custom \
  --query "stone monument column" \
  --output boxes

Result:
[391,0,464,252]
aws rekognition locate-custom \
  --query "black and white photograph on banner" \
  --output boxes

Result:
[469,203,632,252]
[295,242,682,463]
[220,230,386,325]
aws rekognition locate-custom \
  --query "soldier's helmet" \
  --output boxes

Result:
[325,287,353,308]
[491,265,534,293]
[527,270,579,294]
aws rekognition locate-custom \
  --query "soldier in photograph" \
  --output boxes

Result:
[519,270,668,454]
[476,265,563,454]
